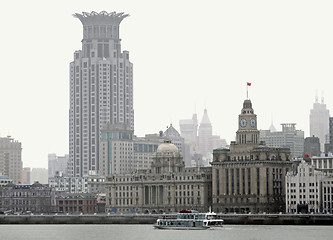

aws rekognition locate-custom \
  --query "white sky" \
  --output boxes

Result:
[1,0,333,169]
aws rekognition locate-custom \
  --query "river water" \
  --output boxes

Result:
[0,224,332,240]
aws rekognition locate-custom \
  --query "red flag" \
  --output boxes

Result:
[247,82,251,86]
[169,158,173,161]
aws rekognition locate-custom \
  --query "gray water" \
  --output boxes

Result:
[0,225,332,240]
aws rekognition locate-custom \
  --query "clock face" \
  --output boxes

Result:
[240,118,247,127]
[250,118,256,127]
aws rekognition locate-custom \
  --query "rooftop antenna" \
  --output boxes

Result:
[321,91,324,104]
[315,90,318,103]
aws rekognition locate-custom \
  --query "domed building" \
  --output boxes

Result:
[105,139,212,213]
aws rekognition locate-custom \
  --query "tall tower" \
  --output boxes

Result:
[69,11,133,177]
[0,136,22,184]
[198,109,213,159]
[309,94,330,152]
[236,99,260,145]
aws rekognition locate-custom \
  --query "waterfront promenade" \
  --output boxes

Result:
[0,213,332,225]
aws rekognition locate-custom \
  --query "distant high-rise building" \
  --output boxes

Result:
[31,168,48,184]
[324,117,333,153]
[69,11,133,177]
[48,154,69,178]
[310,95,330,152]
[304,136,320,157]
[179,114,198,148]
[0,136,22,183]
[198,109,213,160]
[180,111,226,167]
[179,114,198,167]
[99,123,161,176]
[21,167,31,184]
[260,123,304,159]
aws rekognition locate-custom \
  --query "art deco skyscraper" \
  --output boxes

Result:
[310,95,330,152]
[198,109,213,160]
[69,11,133,177]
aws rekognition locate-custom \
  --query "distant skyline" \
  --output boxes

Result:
[1,0,333,169]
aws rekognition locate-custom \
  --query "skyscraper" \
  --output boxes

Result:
[0,136,22,183]
[198,109,212,160]
[310,95,330,152]
[69,11,133,177]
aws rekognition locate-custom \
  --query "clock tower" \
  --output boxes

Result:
[236,99,260,145]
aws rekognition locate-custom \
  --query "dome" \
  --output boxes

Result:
[156,139,179,153]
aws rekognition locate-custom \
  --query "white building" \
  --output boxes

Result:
[48,174,105,194]
[311,154,333,173]
[322,177,333,213]
[69,11,133,177]
[285,160,324,213]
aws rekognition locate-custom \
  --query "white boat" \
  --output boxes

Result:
[153,210,223,230]
[203,211,224,227]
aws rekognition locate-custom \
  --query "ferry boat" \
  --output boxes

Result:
[203,211,224,227]
[153,210,223,230]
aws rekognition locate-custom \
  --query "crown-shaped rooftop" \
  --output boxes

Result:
[73,11,129,26]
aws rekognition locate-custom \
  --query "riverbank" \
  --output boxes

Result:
[0,213,332,225]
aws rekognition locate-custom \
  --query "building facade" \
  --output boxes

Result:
[322,177,333,213]
[56,193,97,213]
[0,136,22,184]
[211,99,293,214]
[311,155,333,174]
[48,174,105,194]
[1,182,56,213]
[105,139,212,214]
[99,123,162,176]
[324,117,333,153]
[285,160,325,213]
[304,136,321,157]
[48,154,69,178]
[69,11,133,177]
[310,95,330,152]
[260,123,304,159]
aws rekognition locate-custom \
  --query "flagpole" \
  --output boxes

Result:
[246,82,251,99]
[247,84,248,99]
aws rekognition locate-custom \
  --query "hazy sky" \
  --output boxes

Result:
[1,0,333,169]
